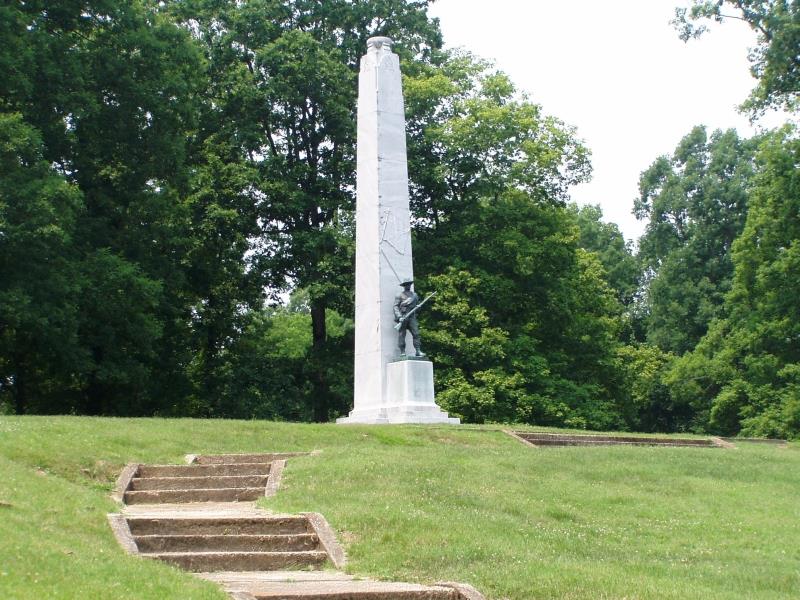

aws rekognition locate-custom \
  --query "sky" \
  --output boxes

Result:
[427,0,780,242]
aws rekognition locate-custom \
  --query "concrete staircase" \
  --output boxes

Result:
[117,453,302,505]
[125,515,328,572]
[108,453,484,600]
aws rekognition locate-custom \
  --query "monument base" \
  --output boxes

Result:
[338,359,460,425]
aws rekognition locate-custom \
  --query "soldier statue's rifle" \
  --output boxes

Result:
[394,292,437,330]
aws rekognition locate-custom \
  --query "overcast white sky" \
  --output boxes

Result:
[427,0,780,242]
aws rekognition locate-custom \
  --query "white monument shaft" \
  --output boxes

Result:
[338,37,458,425]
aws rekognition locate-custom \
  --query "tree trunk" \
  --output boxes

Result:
[12,356,26,415]
[85,347,104,415]
[310,298,329,422]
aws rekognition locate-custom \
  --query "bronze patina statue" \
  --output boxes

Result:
[393,280,435,357]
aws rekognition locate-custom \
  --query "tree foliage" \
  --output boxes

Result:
[673,0,800,114]
[402,59,628,429]
[0,113,83,414]
[0,1,205,413]
[634,126,758,353]
[3,0,798,438]
[569,204,640,308]
[668,127,800,437]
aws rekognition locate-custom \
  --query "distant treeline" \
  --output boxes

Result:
[1,1,797,438]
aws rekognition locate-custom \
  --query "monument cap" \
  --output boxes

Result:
[400,278,413,286]
[367,36,393,51]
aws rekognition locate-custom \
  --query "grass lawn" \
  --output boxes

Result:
[0,416,798,599]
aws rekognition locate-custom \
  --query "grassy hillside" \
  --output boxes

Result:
[0,416,798,599]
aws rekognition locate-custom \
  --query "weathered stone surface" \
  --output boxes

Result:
[436,582,486,600]
[238,580,460,599]
[130,475,268,491]
[133,533,319,553]
[202,574,462,599]
[721,437,788,446]
[126,516,312,536]
[118,455,291,506]
[146,550,328,572]
[107,513,138,554]
[200,572,484,600]
[137,463,271,478]
[112,463,140,503]
[198,572,356,584]
[264,459,285,498]
[190,453,308,465]
[124,487,266,504]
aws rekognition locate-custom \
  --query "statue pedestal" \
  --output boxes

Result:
[338,359,459,424]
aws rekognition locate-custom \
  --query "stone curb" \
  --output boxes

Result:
[502,429,538,448]
[112,463,140,503]
[301,512,347,570]
[437,581,486,600]
[264,459,285,497]
[107,513,139,555]
[711,437,736,449]
[721,437,789,446]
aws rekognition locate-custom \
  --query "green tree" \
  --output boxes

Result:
[634,126,758,354]
[220,290,354,421]
[569,203,640,308]
[673,0,800,114]
[0,114,83,414]
[64,2,205,414]
[615,344,686,432]
[405,55,591,235]
[424,269,527,424]
[181,138,272,417]
[401,57,628,428]
[1,0,206,414]
[76,250,164,415]
[670,127,800,438]
[418,194,624,428]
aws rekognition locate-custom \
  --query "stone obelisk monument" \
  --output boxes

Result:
[338,37,458,425]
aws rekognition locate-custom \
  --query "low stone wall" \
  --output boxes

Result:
[507,430,728,448]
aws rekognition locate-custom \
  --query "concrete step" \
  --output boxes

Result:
[193,453,307,465]
[199,573,485,600]
[127,516,312,536]
[130,475,268,491]
[137,463,272,478]
[133,533,319,553]
[243,581,460,599]
[144,550,328,572]
[124,487,265,504]
[198,571,355,584]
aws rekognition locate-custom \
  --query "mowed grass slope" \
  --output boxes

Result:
[0,417,797,599]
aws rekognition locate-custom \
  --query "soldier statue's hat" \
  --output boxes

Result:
[400,278,414,286]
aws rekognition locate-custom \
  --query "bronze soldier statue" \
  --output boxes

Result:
[393,279,425,357]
